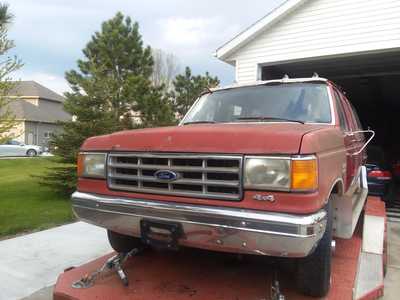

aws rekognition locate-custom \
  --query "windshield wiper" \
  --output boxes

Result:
[236,116,305,124]
[183,121,216,125]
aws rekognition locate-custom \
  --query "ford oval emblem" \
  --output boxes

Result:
[154,170,178,181]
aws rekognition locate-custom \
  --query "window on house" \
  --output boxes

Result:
[44,131,53,138]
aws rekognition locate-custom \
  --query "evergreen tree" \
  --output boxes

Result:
[0,3,22,143]
[45,12,174,194]
[171,66,219,117]
[134,83,176,128]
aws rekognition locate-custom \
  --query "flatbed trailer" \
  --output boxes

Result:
[54,197,386,300]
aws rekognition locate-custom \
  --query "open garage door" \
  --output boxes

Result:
[261,50,400,217]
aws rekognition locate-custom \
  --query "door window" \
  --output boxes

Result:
[333,89,349,132]
[340,95,359,132]
[348,102,363,131]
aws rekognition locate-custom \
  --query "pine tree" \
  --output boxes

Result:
[0,3,22,143]
[172,67,219,118]
[134,83,176,128]
[45,12,175,194]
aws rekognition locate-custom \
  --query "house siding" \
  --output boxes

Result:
[24,121,61,147]
[229,0,400,83]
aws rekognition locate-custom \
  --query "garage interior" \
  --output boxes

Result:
[261,51,400,204]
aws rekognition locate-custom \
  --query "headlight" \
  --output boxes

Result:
[245,157,291,191]
[244,156,318,192]
[77,153,107,178]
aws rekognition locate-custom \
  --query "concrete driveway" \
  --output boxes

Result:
[0,222,111,300]
[383,221,400,299]
[1,221,399,300]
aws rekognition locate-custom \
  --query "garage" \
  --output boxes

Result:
[258,51,400,177]
[215,0,400,217]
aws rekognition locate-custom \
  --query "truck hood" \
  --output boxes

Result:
[81,123,326,155]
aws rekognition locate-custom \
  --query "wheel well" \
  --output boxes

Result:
[330,180,344,196]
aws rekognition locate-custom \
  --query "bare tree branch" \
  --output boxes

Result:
[151,49,180,91]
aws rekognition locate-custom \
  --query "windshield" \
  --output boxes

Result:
[182,83,332,124]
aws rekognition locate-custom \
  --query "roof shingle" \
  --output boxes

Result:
[8,81,65,102]
[6,99,71,123]
[1,81,70,123]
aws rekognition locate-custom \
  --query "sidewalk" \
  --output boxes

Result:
[0,222,111,300]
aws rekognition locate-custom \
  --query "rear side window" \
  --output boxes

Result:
[333,89,349,131]
[338,94,355,131]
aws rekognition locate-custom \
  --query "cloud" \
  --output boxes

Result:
[159,17,216,46]
[156,16,242,73]
[158,16,241,48]
[7,0,285,87]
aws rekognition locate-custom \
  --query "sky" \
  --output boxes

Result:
[7,0,284,95]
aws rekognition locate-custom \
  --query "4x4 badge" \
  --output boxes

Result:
[253,194,275,202]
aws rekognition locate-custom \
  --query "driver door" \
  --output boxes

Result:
[340,93,365,189]
[332,88,356,191]
[9,140,25,156]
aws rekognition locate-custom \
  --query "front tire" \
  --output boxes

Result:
[26,149,37,157]
[107,230,144,253]
[296,198,333,297]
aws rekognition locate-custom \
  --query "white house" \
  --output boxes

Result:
[215,0,400,174]
[215,0,400,83]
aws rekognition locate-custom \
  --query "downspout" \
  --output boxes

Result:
[36,122,39,145]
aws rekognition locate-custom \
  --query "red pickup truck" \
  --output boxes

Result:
[72,77,370,297]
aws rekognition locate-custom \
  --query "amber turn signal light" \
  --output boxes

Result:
[291,158,318,191]
[77,153,84,177]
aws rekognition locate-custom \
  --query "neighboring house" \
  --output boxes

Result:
[5,81,70,147]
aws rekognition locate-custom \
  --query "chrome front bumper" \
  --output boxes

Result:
[72,191,327,257]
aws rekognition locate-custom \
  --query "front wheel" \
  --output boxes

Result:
[107,230,144,253]
[26,149,37,157]
[296,199,333,297]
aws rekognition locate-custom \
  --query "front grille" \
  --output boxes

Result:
[107,153,243,200]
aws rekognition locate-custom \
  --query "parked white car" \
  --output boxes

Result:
[0,140,43,157]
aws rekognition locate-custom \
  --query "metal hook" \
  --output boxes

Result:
[351,129,375,156]
[72,248,140,289]
[270,262,285,300]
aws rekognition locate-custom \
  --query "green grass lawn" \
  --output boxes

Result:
[0,157,74,238]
